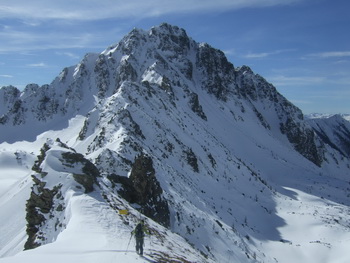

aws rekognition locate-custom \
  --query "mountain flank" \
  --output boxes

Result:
[0,23,350,263]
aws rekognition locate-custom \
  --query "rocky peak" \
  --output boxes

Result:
[0,85,20,117]
[149,23,191,54]
[0,23,334,166]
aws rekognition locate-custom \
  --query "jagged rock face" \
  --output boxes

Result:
[25,139,100,250]
[0,85,20,118]
[108,154,170,227]
[196,43,235,101]
[0,86,23,126]
[129,154,170,227]
[189,92,207,121]
[25,177,62,250]
[281,117,323,166]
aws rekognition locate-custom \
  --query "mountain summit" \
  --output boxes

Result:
[1,23,350,263]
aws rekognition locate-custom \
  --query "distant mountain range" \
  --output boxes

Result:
[1,23,350,263]
[306,113,350,121]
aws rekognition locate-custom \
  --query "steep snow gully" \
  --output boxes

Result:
[1,23,350,263]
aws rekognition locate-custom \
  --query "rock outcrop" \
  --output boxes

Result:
[25,139,100,249]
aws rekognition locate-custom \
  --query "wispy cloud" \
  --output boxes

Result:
[244,49,296,59]
[306,51,350,59]
[26,62,47,68]
[0,0,303,21]
[267,75,325,87]
[0,27,101,53]
[0,74,13,78]
[244,52,271,59]
[0,0,303,54]
[223,48,237,56]
[56,52,80,60]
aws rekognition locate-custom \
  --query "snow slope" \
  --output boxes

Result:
[0,190,209,263]
[0,173,32,257]
[0,140,213,263]
[1,23,350,263]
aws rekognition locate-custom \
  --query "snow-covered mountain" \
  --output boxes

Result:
[306,113,350,121]
[306,114,350,158]
[1,23,350,263]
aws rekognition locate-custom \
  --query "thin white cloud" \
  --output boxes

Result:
[0,0,303,21]
[245,52,271,59]
[268,75,325,87]
[244,49,297,59]
[0,74,13,78]
[56,52,80,60]
[0,0,303,54]
[27,62,47,68]
[223,48,236,56]
[0,27,101,53]
[306,51,350,59]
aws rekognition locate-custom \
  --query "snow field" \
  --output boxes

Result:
[260,188,350,263]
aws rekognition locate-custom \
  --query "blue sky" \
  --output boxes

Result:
[0,0,349,114]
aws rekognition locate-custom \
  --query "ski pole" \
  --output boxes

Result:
[126,232,133,252]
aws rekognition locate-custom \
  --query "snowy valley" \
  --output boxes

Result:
[1,23,350,263]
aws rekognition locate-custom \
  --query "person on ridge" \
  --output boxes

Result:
[132,219,149,256]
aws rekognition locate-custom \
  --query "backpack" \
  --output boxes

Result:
[135,223,144,238]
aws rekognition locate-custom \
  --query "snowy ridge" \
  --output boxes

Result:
[306,113,350,121]
[1,140,212,263]
[306,114,350,158]
[1,23,350,263]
